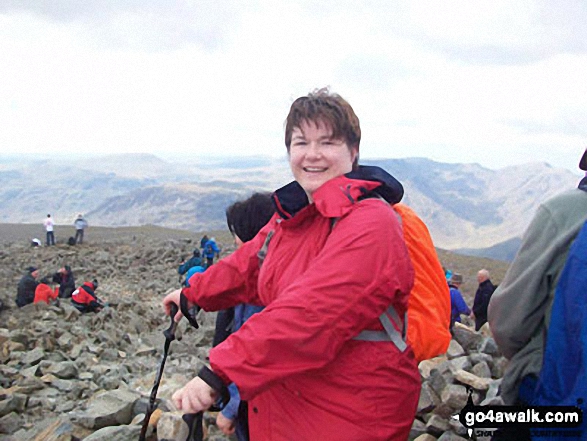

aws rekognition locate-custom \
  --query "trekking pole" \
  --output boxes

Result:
[177,293,230,441]
[139,303,179,441]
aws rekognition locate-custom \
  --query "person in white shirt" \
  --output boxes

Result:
[44,214,55,246]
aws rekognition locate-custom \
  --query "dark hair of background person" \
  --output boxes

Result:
[226,192,275,243]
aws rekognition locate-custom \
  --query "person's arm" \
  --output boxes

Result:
[209,200,413,400]
[488,205,558,359]
[456,293,471,316]
[178,261,189,275]
[179,224,272,311]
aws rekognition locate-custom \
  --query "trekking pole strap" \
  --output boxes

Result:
[180,289,200,329]
[198,365,230,410]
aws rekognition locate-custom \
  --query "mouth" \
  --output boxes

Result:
[303,167,327,173]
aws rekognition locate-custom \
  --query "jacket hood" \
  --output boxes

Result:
[273,165,403,219]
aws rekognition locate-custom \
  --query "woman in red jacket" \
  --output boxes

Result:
[163,88,420,440]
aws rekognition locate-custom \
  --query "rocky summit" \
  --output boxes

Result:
[0,228,506,441]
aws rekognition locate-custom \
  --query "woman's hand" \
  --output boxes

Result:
[162,288,193,322]
[172,376,218,413]
[216,412,236,435]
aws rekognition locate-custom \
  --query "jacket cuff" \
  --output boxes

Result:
[180,285,196,304]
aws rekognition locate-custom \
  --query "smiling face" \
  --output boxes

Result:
[289,119,358,202]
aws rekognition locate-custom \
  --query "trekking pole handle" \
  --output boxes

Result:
[163,303,179,341]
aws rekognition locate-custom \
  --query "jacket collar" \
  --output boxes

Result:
[273,165,404,220]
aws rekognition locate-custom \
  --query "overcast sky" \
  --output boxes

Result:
[1,0,587,172]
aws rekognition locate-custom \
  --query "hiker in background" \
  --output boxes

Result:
[34,277,59,305]
[471,268,496,331]
[443,266,453,282]
[488,150,587,441]
[163,88,420,440]
[44,214,55,246]
[200,234,209,252]
[74,214,88,244]
[449,273,470,330]
[16,266,40,307]
[214,192,275,440]
[52,265,76,299]
[71,279,104,313]
[178,249,204,285]
[203,237,220,268]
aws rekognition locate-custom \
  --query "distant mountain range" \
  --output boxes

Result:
[0,153,580,261]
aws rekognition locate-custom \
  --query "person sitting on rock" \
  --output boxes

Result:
[178,249,204,285]
[52,265,76,298]
[71,279,104,313]
[16,266,40,308]
[34,277,59,305]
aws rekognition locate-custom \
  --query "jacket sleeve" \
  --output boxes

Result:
[220,383,241,421]
[182,221,274,310]
[456,292,471,315]
[209,201,414,399]
[488,205,557,360]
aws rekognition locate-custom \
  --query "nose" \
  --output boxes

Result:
[305,141,322,160]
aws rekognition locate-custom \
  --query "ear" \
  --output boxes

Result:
[350,145,359,165]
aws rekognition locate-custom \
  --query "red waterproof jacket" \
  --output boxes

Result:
[34,284,58,304]
[184,166,421,440]
[71,282,99,306]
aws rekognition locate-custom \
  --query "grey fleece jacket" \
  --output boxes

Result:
[488,187,587,404]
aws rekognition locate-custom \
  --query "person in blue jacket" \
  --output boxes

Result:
[203,237,220,268]
[448,273,470,330]
[178,249,204,285]
[213,192,275,441]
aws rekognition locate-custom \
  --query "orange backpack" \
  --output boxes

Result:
[394,203,451,361]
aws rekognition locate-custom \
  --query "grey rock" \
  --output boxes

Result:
[413,435,438,441]
[426,414,451,436]
[418,382,440,415]
[0,393,27,417]
[80,424,141,441]
[410,418,427,440]
[491,356,508,378]
[157,411,190,441]
[446,340,465,359]
[453,369,492,391]
[478,337,500,356]
[469,352,493,366]
[74,388,140,430]
[440,384,469,411]
[471,361,492,378]
[0,411,21,434]
[437,432,468,441]
[44,361,78,379]
[452,325,484,352]
[21,347,45,366]
[449,356,472,372]
[428,368,454,397]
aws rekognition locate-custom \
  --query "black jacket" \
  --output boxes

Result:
[52,270,76,298]
[16,274,38,307]
[473,279,496,330]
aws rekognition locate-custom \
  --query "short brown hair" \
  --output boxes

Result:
[284,88,361,166]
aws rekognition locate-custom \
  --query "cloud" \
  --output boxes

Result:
[0,0,243,51]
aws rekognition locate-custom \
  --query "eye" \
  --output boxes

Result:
[292,140,307,147]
